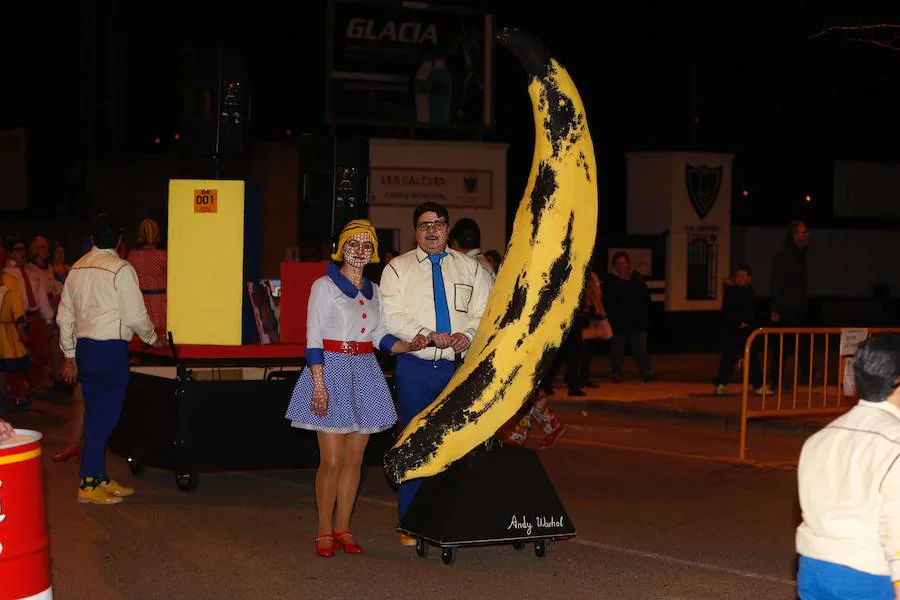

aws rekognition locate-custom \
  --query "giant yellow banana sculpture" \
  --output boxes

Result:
[383,28,598,484]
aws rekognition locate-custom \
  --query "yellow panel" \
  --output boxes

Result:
[167,179,245,345]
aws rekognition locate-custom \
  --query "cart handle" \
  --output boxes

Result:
[167,331,180,363]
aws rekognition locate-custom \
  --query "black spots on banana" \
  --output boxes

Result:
[515,335,526,349]
[498,274,528,330]
[576,150,591,182]
[529,162,558,239]
[463,362,521,422]
[539,78,581,159]
[531,343,560,390]
[383,351,499,484]
[528,213,574,334]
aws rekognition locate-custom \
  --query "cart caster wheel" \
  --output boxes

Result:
[126,457,146,476]
[415,538,429,558]
[441,547,456,565]
[513,542,526,550]
[534,541,548,557]
[175,471,199,492]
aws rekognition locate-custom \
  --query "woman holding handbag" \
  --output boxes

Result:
[579,270,611,387]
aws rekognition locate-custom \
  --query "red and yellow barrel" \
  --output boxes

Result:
[0,429,52,600]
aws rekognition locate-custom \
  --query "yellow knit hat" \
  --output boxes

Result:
[331,219,380,264]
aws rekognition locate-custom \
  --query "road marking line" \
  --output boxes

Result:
[570,539,795,586]
[232,471,795,586]
[556,437,799,468]
[555,437,742,463]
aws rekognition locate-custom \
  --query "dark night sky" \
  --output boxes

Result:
[5,1,900,227]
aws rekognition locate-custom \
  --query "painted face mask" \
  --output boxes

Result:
[342,232,375,268]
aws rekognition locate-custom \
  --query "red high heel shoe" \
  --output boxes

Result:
[52,446,81,462]
[333,531,364,554]
[315,533,334,558]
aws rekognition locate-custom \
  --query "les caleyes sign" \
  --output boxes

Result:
[194,189,218,214]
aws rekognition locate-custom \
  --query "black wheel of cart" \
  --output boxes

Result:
[534,541,548,557]
[126,457,147,476]
[441,547,456,565]
[513,542,526,550]
[415,538,429,558]
[175,471,199,492]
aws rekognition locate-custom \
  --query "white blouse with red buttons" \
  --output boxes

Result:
[304,263,398,366]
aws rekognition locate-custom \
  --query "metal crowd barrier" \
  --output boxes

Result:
[738,327,900,462]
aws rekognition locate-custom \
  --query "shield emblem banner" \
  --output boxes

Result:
[685,165,722,220]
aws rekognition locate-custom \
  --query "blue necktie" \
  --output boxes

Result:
[429,253,451,333]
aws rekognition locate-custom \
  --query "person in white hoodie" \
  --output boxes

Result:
[796,332,900,599]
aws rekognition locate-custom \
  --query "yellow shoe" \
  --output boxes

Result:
[78,486,123,505]
[100,480,135,497]
[399,533,417,547]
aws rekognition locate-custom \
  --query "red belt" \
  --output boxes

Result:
[322,339,373,355]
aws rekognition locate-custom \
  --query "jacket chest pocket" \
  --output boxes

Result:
[454,284,473,313]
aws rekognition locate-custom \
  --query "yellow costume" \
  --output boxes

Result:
[0,272,29,371]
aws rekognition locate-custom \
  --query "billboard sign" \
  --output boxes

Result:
[327,0,494,130]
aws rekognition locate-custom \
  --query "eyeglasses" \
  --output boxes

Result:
[345,240,373,252]
[415,220,448,232]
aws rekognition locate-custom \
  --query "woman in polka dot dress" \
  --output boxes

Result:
[285,220,425,558]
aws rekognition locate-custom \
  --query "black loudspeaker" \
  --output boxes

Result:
[398,443,576,562]
[180,48,248,158]
[298,135,369,247]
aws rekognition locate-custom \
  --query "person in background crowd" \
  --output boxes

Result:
[0,244,29,410]
[49,241,70,386]
[449,217,494,276]
[52,383,84,462]
[127,218,168,333]
[4,238,55,406]
[44,239,84,461]
[0,419,13,441]
[380,202,493,546]
[57,212,165,504]
[712,264,766,396]
[603,251,653,383]
[482,250,502,276]
[795,333,900,599]
[770,220,811,387]
[578,268,608,388]
[542,273,593,396]
[51,241,71,299]
[27,236,55,308]
[284,220,420,557]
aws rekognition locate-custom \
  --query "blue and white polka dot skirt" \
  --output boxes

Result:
[285,351,397,434]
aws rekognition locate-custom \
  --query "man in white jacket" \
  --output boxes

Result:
[796,332,900,599]
[380,202,493,544]
[57,213,165,505]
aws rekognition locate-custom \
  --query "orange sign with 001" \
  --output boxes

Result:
[193,189,218,213]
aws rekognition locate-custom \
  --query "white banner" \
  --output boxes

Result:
[369,167,493,208]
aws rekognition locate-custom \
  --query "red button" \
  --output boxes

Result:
[359,300,364,305]
[360,327,366,333]
[362,313,367,319]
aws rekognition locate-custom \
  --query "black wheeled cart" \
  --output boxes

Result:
[397,440,576,564]
[109,334,395,491]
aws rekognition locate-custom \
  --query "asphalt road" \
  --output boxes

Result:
[6,395,805,600]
